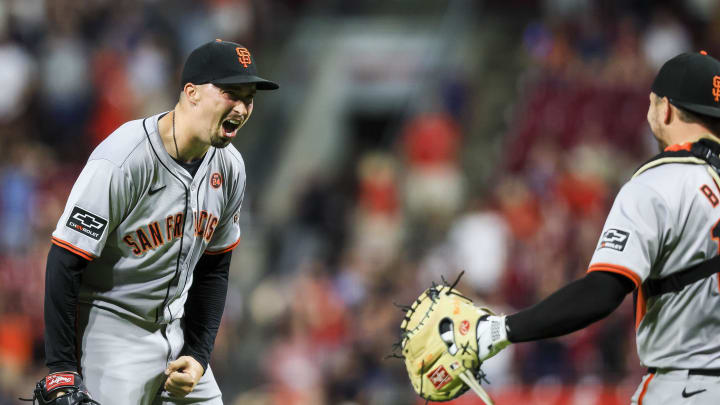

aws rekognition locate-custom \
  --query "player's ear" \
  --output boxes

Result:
[183,83,200,105]
[662,96,672,124]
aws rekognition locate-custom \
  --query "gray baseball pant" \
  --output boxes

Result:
[631,369,720,404]
[76,304,223,405]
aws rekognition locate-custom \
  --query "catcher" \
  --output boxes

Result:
[399,51,720,404]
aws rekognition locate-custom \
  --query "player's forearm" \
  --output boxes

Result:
[44,244,89,373]
[505,271,635,342]
[181,251,231,371]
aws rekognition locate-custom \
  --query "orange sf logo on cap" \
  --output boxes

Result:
[236,47,252,68]
[713,75,720,102]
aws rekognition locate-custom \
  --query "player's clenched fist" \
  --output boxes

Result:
[164,356,204,397]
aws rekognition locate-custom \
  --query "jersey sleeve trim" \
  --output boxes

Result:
[204,236,241,255]
[589,263,646,329]
[51,237,95,261]
[587,263,641,289]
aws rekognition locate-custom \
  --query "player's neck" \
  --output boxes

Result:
[666,122,718,147]
[158,109,210,163]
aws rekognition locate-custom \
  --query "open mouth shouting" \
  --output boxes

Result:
[221,117,243,138]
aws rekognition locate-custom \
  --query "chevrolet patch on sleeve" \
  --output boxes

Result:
[66,206,108,241]
[599,228,630,252]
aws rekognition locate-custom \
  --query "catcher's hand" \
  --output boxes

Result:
[21,372,100,405]
[397,276,508,404]
[477,314,510,362]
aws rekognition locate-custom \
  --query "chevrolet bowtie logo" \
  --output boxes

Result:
[72,212,105,229]
[603,229,628,243]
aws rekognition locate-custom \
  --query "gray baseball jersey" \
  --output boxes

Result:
[51,111,246,325]
[588,155,720,370]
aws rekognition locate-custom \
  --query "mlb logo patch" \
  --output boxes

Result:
[427,365,453,390]
[599,228,630,251]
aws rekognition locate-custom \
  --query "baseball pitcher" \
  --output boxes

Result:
[32,40,278,405]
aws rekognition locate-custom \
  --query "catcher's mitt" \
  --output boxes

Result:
[395,274,497,404]
[21,372,100,405]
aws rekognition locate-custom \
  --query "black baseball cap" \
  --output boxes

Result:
[180,39,279,90]
[651,51,720,118]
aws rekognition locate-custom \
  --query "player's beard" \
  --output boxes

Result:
[652,126,669,152]
[210,133,233,148]
[648,112,668,152]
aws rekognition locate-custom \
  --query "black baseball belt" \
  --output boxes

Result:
[647,367,720,377]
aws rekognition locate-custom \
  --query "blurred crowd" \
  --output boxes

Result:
[1,0,719,404]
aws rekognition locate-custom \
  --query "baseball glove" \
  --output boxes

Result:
[20,372,100,405]
[395,275,497,404]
